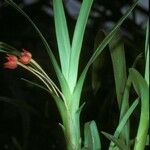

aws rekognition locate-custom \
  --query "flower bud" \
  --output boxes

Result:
[4,55,18,69]
[19,49,32,64]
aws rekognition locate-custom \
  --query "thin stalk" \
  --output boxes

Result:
[18,62,52,93]
[30,59,66,100]
[19,61,70,114]
[28,66,59,97]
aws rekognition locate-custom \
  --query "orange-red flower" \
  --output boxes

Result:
[19,49,32,64]
[4,55,18,69]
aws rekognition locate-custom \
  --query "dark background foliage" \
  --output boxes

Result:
[0,0,149,149]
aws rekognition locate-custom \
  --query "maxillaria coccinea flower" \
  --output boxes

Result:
[4,55,18,69]
[4,49,32,69]
[3,49,64,99]
[19,49,32,64]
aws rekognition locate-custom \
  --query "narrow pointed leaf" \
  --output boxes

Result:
[145,20,149,57]
[68,0,94,93]
[73,1,138,111]
[53,0,71,79]
[118,76,131,147]
[145,48,149,86]
[129,68,149,150]
[109,32,127,108]
[145,21,149,85]
[109,99,139,150]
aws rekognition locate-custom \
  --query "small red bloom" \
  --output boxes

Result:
[4,55,18,69]
[19,49,32,64]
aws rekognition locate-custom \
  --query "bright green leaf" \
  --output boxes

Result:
[53,0,71,80]
[68,0,94,93]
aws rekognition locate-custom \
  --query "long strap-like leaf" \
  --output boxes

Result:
[109,99,139,150]
[130,68,149,150]
[72,1,139,112]
[53,0,71,80]
[109,32,127,108]
[145,21,149,86]
[68,0,94,93]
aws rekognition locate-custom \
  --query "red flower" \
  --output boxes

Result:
[4,55,18,69]
[19,49,32,64]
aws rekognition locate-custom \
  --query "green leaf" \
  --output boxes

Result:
[118,51,142,148]
[83,121,101,150]
[102,132,128,150]
[145,48,149,86]
[129,68,149,150]
[118,76,131,147]
[73,1,138,112]
[109,31,127,108]
[68,0,94,93]
[112,99,138,141]
[145,21,149,86]
[53,0,71,79]
[145,20,149,57]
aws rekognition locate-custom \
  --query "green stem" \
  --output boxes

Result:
[62,110,81,150]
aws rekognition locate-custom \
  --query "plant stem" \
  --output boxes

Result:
[62,111,81,150]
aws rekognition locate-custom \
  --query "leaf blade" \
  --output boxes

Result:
[129,68,149,150]
[68,0,94,93]
[73,1,139,111]
[109,32,127,108]
[53,0,71,79]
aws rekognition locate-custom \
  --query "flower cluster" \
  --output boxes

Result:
[4,49,32,69]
